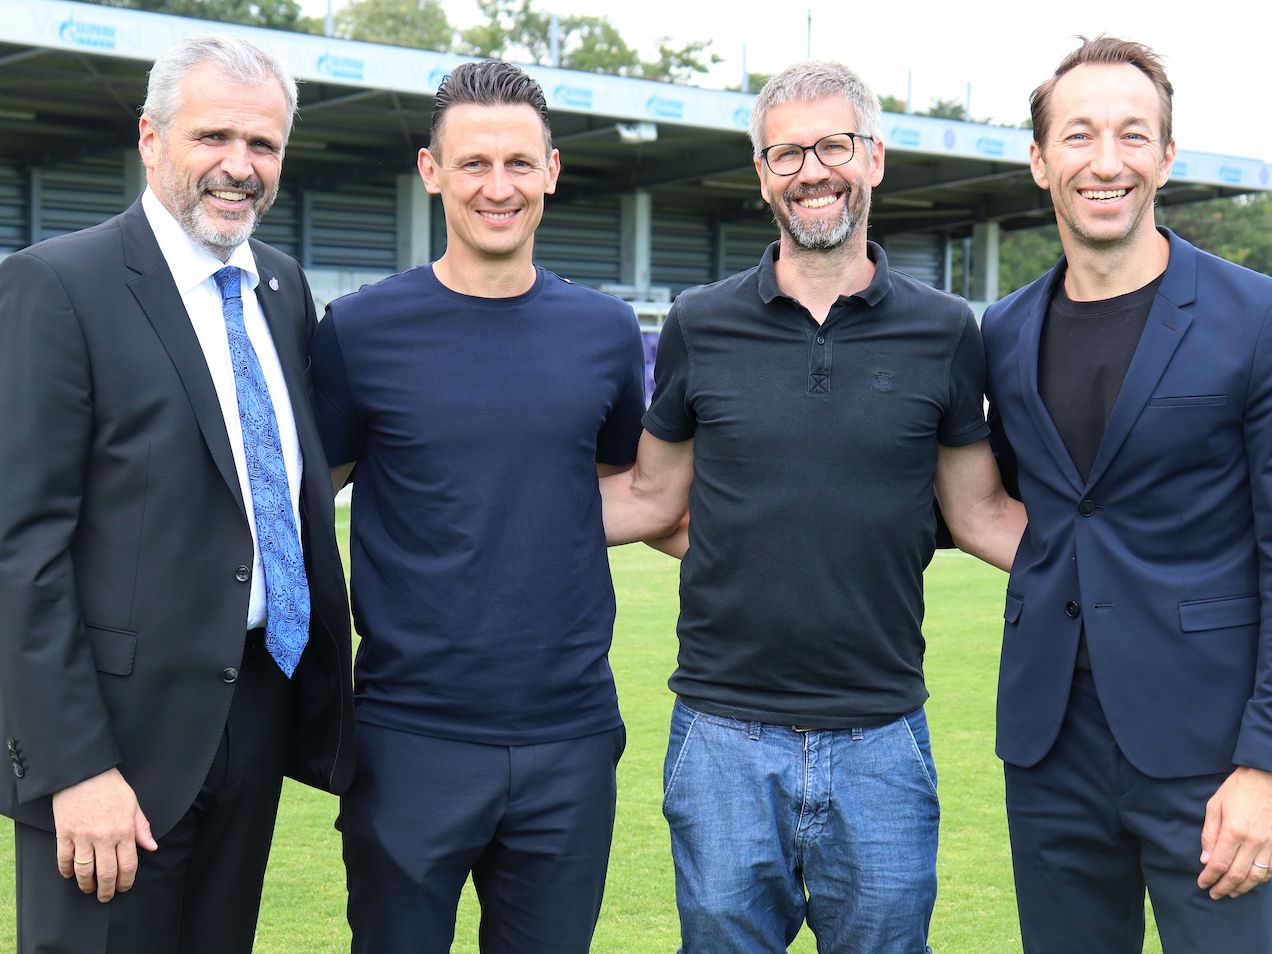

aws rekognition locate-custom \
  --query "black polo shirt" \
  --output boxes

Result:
[644,242,989,726]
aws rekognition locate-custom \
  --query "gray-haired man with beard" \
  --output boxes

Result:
[601,61,1023,952]
[0,34,353,954]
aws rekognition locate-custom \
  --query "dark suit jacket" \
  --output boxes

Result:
[984,229,1272,779]
[0,200,354,837]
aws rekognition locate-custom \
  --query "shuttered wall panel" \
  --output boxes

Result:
[253,185,298,259]
[0,163,24,252]
[38,156,127,242]
[651,213,714,295]
[308,182,397,269]
[720,220,776,277]
[882,232,943,289]
[534,200,621,288]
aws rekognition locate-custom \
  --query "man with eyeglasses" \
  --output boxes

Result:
[601,60,1024,952]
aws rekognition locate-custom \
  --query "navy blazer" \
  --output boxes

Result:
[984,230,1272,779]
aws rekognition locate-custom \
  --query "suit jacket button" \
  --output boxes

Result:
[235,565,251,583]
[12,763,23,778]
[5,738,15,753]
[222,668,239,684]
[1065,601,1081,619]
[1078,499,1097,516]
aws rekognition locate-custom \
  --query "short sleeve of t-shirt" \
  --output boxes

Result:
[939,308,991,448]
[642,303,695,442]
[595,307,647,465]
[310,308,364,467]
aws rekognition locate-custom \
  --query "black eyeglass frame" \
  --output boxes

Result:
[759,132,875,176]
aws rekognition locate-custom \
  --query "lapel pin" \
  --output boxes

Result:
[268,277,280,291]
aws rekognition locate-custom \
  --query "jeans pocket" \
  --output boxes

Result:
[662,701,701,809]
[900,708,939,798]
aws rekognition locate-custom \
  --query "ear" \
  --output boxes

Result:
[137,115,160,173]
[1029,140,1050,191]
[754,155,772,204]
[866,137,885,187]
[417,147,441,195]
[1156,137,1177,189]
[545,148,561,196]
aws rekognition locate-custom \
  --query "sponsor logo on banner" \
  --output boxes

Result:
[1261,166,1269,186]
[1218,165,1242,185]
[732,106,751,129]
[647,96,684,120]
[975,136,1004,157]
[889,126,920,148]
[58,16,116,50]
[317,53,364,81]
[943,128,956,149]
[554,84,593,109]
[427,67,449,89]
[1172,160,1188,178]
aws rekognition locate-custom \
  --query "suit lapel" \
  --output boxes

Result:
[1017,265,1086,494]
[1085,232,1196,487]
[120,202,246,516]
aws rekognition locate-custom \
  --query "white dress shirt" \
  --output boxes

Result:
[142,188,304,630]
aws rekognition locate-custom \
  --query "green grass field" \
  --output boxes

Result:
[0,516,1163,952]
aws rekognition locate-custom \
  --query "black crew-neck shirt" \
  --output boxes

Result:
[1038,273,1164,482]
[643,242,989,726]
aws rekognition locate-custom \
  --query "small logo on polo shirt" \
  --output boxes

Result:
[871,370,895,392]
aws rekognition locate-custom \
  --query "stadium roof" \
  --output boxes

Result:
[2,0,1270,237]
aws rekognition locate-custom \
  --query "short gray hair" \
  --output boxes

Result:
[748,61,882,158]
[143,33,299,143]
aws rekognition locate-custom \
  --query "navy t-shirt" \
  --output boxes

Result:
[310,264,645,744]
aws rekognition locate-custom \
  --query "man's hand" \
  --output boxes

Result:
[1198,765,1272,899]
[51,767,158,902]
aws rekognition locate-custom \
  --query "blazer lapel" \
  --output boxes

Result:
[120,203,246,516]
[1085,232,1196,488]
[1017,265,1086,495]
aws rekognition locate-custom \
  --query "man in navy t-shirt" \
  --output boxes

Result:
[310,61,645,954]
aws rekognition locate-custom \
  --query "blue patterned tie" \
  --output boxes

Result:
[214,266,309,677]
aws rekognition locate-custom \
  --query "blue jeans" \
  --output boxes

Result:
[663,699,939,953]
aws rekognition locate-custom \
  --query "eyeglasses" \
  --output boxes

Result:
[760,132,874,176]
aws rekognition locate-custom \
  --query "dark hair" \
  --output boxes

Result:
[428,60,552,157]
[1031,36,1173,148]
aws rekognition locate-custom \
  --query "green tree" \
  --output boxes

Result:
[460,0,717,84]
[878,93,906,113]
[83,0,318,32]
[334,0,453,51]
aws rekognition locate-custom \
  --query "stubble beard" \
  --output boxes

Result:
[771,180,869,252]
[155,157,276,257]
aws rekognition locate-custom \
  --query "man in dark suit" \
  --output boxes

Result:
[983,36,1272,952]
[0,33,353,954]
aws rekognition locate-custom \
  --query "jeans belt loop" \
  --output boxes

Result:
[747,721,762,741]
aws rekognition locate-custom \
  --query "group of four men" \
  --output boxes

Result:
[1,27,1269,954]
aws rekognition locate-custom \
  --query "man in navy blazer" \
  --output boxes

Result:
[983,37,1272,952]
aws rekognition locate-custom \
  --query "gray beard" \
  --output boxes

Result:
[771,185,865,251]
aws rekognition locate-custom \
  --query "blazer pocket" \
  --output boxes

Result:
[1149,394,1227,408]
[1178,594,1259,632]
[1003,591,1023,624]
[84,623,137,676]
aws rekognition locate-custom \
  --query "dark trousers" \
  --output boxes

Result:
[1005,670,1272,954]
[340,721,625,954]
[15,635,292,954]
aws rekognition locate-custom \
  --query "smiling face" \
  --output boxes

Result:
[138,63,287,260]
[755,96,884,255]
[417,103,560,272]
[1030,62,1175,254]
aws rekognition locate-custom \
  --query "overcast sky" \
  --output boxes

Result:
[303,0,1272,162]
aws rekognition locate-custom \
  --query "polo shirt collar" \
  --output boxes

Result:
[757,239,894,308]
